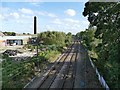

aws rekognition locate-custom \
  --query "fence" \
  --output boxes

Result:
[89,57,109,89]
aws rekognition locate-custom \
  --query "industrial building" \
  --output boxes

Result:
[0,32,32,47]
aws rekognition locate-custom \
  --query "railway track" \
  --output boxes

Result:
[25,41,80,89]
[25,41,102,89]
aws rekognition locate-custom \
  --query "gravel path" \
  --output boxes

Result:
[80,44,102,88]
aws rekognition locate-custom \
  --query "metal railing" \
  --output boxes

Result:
[89,57,109,89]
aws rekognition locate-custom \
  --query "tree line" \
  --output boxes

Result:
[76,1,120,88]
[37,31,72,47]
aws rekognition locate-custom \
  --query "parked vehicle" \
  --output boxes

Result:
[2,49,22,56]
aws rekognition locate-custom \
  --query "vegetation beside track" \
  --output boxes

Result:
[2,31,72,88]
[76,2,120,88]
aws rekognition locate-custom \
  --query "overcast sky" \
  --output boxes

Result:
[0,2,89,35]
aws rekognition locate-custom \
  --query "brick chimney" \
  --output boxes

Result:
[34,16,37,34]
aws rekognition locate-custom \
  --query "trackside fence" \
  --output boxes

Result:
[89,57,109,89]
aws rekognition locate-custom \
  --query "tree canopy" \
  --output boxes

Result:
[78,1,120,88]
[37,31,72,47]
[3,32,16,36]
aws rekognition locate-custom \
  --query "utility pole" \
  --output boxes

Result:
[34,16,38,56]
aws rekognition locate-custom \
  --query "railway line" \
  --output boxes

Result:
[25,41,101,89]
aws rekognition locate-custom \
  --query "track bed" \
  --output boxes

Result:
[25,41,102,89]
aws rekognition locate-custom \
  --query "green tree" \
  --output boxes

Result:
[82,1,120,88]
[37,31,71,47]
[65,32,72,46]
[3,32,16,36]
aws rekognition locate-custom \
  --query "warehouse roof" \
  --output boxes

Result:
[0,36,32,40]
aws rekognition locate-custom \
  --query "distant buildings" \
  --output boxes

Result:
[0,31,32,47]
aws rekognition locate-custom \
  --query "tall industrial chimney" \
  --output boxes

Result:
[34,16,37,34]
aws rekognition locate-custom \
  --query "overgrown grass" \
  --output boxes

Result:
[2,46,61,88]
[45,50,60,62]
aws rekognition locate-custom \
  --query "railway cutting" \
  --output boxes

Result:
[25,41,102,89]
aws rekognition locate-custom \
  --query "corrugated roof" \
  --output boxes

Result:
[5,36,32,39]
[0,36,32,40]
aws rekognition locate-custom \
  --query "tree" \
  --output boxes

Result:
[65,32,72,46]
[82,1,120,88]
[3,32,16,36]
[37,31,71,47]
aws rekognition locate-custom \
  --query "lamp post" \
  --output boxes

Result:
[36,38,38,57]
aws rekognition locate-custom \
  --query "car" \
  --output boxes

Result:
[2,50,22,56]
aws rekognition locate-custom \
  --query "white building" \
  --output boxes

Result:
[0,36,32,47]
